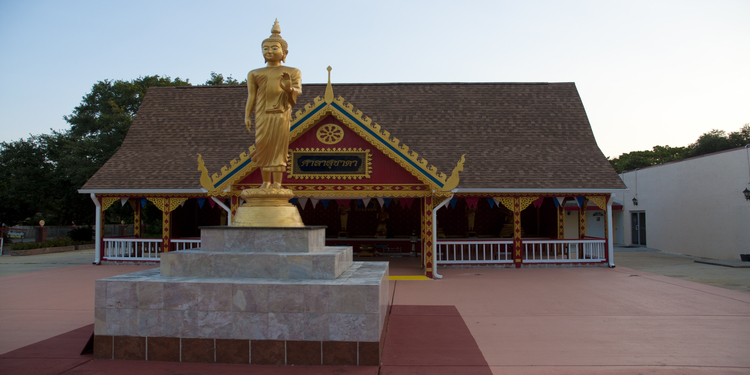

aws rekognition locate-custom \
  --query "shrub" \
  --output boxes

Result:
[10,237,78,250]
[69,226,94,242]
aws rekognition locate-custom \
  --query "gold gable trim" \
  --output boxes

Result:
[202,70,462,195]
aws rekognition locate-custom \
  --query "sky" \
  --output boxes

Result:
[0,0,748,158]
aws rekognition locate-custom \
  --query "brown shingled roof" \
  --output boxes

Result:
[81,83,625,191]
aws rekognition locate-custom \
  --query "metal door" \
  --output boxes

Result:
[631,212,646,246]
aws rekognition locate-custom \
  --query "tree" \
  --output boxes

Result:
[0,135,54,225]
[687,124,750,157]
[0,75,191,226]
[609,124,750,173]
[203,71,244,85]
[608,145,688,173]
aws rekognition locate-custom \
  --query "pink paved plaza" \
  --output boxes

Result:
[1,259,749,374]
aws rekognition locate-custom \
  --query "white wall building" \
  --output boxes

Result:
[613,146,750,260]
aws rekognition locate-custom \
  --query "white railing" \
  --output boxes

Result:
[102,237,202,261]
[523,238,606,263]
[103,238,162,260]
[172,238,201,251]
[436,240,514,265]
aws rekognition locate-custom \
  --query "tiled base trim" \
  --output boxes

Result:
[93,335,380,366]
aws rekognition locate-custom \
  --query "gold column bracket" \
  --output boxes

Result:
[101,197,119,212]
[495,197,515,211]
[519,196,539,212]
[169,197,189,211]
[587,196,607,211]
[146,197,165,212]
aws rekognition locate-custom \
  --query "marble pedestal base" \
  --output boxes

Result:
[93,226,389,366]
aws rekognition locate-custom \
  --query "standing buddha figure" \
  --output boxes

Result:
[245,19,302,189]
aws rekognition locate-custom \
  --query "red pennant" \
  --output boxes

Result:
[400,198,415,209]
[338,199,350,208]
[533,197,544,208]
[464,197,479,208]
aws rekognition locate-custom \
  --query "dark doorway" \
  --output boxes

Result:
[631,212,646,246]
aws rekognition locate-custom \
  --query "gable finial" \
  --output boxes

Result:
[325,66,334,104]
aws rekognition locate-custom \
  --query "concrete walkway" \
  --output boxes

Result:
[1,249,749,374]
[614,246,750,294]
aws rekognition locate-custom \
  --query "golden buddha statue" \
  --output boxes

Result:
[232,20,304,227]
[245,19,302,189]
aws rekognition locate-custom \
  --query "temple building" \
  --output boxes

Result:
[79,77,626,278]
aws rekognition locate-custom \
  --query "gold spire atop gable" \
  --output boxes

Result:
[325,66,334,104]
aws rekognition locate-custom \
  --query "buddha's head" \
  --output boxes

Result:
[262,19,288,63]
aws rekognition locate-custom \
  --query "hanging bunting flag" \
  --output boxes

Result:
[120,197,128,206]
[208,198,216,208]
[310,198,319,209]
[400,198,414,209]
[554,197,565,207]
[298,197,309,209]
[362,197,371,207]
[493,197,502,207]
[377,197,385,208]
[449,197,458,208]
[197,198,206,208]
[181,200,187,207]
[338,199,350,208]
[487,197,496,208]
[383,198,392,208]
[575,197,586,207]
[321,199,330,209]
[289,198,298,206]
[141,198,147,207]
[465,196,480,208]
[532,197,544,208]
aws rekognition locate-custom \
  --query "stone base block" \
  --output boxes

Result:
[95,262,389,346]
[93,335,381,366]
[160,246,353,279]
[199,226,327,253]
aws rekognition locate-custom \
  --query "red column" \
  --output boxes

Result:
[512,196,522,268]
[423,196,434,278]
[162,199,172,252]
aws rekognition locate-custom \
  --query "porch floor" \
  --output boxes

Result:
[1,249,749,374]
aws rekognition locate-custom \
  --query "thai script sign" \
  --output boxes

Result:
[289,149,371,179]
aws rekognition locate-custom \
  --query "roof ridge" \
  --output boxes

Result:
[153,82,570,90]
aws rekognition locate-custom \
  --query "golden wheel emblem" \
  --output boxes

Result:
[316,123,344,144]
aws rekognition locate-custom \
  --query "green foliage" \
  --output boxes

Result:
[0,75,191,226]
[686,124,750,157]
[9,237,92,250]
[608,145,688,173]
[68,226,94,242]
[203,72,244,85]
[609,124,750,173]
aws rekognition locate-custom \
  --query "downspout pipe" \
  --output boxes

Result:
[607,195,615,268]
[90,193,101,265]
[431,192,455,279]
[211,197,232,225]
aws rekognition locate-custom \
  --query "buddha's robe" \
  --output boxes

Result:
[246,66,301,170]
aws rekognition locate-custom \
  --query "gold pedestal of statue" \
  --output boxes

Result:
[232,188,304,227]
